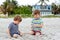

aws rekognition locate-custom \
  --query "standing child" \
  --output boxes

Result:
[30,10,43,35]
[7,16,23,38]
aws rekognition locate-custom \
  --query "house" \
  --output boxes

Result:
[32,5,52,16]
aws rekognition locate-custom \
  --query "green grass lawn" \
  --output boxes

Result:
[0,14,60,18]
[42,15,60,18]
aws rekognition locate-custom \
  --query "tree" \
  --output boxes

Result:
[6,0,18,15]
[1,0,18,16]
[52,3,58,15]
[57,5,60,14]
[1,0,32,17]
[1,1,9,15]
[13,5,32,14]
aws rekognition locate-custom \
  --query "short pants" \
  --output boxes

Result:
[10,32,20,37]
[32,30,42,35]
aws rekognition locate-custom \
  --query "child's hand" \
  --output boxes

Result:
[33,24,40,27]
[20,32,24,36]
[33,24,37,26]
[33,24,43,28]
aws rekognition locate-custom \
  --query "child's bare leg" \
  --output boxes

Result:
[29,31,34,35]
[13,34,18,38]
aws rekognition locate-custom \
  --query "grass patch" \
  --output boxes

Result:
[0,14,60,18]
[8,14,33,18]
[42,15,60,18]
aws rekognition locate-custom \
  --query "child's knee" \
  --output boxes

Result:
[29,31,33,34]
[13,34,18,38]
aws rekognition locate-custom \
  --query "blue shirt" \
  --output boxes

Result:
[8,22,19,34]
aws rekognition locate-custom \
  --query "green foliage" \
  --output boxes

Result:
[52,3,60,15]
[1,0,32,17]
[13,5,32,15]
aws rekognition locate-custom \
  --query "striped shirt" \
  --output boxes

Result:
[32,18,43,31]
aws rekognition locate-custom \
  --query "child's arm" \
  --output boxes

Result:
[39,24,43,28]
[7,28,11,37]
[18,30,24,36]
[32,24,40,27]
[33,24,43,28]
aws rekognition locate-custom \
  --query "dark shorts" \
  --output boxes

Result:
[10,32,20,37]
[32,30,42,35]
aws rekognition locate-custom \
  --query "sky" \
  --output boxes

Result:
[0,0,60,5]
